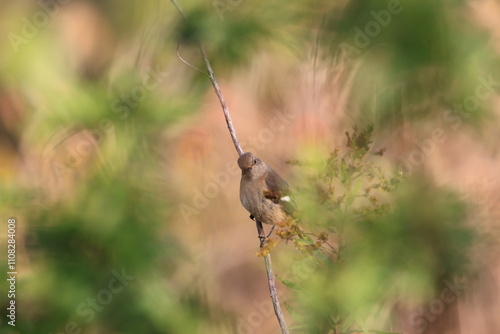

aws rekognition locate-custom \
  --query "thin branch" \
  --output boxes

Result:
[256,220,289,332]
[198,44,244,156]
[264,252,289,334]
[170,0,243,156]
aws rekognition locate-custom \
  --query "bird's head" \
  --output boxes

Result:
[237,152,267,179]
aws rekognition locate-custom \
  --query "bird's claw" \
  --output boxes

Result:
[258,235,266,248]
[258,225,275,248]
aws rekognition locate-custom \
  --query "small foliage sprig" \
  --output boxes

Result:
[260,124,404,261]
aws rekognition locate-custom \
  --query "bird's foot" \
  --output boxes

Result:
[258,235,266,248]
[258,225,276,248]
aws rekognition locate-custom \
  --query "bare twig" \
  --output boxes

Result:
[198,43,244,156]
[263,244,289,334]
[169,0,287,332]
[176,42,208,76]
[170,0,243,156]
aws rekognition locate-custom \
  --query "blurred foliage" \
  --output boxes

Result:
[172,0,500,127]
[268,126,475,333]
[0,68,234,334]
[324,0,500,127]
[173,0,306,74]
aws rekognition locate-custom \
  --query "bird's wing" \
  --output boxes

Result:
[264,169,296,215]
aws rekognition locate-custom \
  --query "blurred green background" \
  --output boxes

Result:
[0,0,499,333]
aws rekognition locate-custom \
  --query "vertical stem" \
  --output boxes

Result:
[264,253,289,334]
[257,220,289,333]
[169,0,243,156]
[169,1,286,332]
[198,44,243,156]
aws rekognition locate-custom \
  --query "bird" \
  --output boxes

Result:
[237,152,294,243]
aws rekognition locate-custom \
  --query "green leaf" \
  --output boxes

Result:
[277,276,301,291]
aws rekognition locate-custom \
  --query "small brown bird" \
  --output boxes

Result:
[237,152,293,241]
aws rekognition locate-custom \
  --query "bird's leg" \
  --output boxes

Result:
[255,220,266,248]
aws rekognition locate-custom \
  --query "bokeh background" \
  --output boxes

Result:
[0,0,500,333]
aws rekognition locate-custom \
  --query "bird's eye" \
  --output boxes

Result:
[253,159,258,164]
